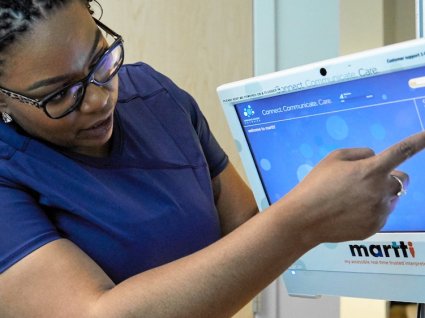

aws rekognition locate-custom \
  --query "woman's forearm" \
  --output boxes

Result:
[93,196,313,318]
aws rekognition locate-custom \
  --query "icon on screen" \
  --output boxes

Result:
[243,105,255,117]
[408,76,425,89]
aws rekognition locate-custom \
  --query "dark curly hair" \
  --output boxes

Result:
[0,0,98,74]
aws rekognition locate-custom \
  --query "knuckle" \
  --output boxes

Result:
[328,149,342,158]
[398,141,415,159]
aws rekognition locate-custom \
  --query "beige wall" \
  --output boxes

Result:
[340,0,385,55]
[340,0,415,55]
[383,0,416,45]
[98,1,254,318]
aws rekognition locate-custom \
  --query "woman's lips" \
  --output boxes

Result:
[88,117,111,130]
[79,114,113,140]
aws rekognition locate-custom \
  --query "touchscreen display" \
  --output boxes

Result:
[235,66,425,232]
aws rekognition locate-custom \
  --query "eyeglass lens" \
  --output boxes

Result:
[94,45,123,83]
[45,43,123,118]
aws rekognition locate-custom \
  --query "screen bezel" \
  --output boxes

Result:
[217,38,425,302]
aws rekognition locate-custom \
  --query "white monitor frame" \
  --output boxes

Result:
[218,38,425,302]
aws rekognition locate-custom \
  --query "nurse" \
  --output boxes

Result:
[0,1,420,317]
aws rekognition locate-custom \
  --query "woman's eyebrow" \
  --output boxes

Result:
[26,28,102,92]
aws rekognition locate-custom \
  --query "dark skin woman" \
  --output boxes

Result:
[0,1,422,317]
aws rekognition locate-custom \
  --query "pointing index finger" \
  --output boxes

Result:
[373,131,425,172]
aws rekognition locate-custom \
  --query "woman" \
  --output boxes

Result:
[0,1,421,317]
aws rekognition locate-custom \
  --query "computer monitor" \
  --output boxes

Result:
[217,38,425,302]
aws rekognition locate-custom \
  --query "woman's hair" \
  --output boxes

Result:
[0,0,97,72]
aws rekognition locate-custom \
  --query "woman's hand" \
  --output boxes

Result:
[282,131,425,244]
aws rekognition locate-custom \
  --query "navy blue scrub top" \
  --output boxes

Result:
[0,62,228,283]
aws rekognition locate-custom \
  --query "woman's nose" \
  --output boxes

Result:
[79,83,109,113]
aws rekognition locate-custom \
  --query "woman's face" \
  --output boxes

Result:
[0,1,119,157]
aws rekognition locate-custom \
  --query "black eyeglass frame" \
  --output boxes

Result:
[0,18,124,119]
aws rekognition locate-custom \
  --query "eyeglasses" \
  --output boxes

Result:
[0,19,124,119]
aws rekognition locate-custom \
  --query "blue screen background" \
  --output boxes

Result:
[236,66,425,232]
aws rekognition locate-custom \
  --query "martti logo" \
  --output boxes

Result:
[349,241,415,258]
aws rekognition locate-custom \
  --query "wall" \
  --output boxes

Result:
[340,0,416,55]
[253,0,340,75]
[275,0,339,70]
[384,0,416,45]
[97,1,254,318]
[340,0,385,55]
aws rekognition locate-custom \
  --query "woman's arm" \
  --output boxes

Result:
[0,132,423,318]
[0,195,313,318]
[212,162,259,235]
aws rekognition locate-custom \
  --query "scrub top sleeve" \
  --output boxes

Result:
[142,63,229,178]
[0,177,61,273]
[184,92,229,178]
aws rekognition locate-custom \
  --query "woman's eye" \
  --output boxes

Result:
[50,90,67,103]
